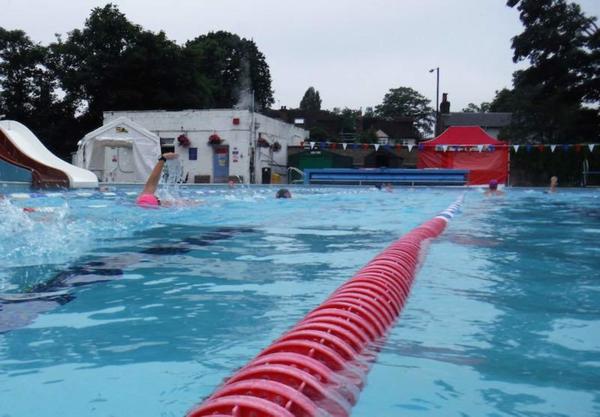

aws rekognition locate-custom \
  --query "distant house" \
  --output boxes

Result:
[438,93,511,138]
[375,130,389,144]
[264,108,419,143]
[441,112,512,138]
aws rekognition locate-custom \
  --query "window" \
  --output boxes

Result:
[188,147,198,160]
[160,137,175,153]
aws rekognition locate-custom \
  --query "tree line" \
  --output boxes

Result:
[1,0,598,160]
[0,4,273,157]
[299,0,599,145]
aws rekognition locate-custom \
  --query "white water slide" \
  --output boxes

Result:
[0,120,98,188]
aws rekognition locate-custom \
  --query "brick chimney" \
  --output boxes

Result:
[440,93,450,114]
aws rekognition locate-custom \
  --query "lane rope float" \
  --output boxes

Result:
[187,194,465,417]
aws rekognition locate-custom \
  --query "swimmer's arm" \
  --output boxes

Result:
[140,152,177,195]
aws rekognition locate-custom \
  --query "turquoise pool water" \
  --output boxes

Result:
[0,185,598,416]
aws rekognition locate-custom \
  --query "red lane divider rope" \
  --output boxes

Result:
[187,196,464,417]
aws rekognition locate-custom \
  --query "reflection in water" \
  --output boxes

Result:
[0,226,257,333]
[354,191,600,417]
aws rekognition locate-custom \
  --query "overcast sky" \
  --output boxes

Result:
[2,0,599,112]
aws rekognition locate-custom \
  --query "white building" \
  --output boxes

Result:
[103,109,308,184]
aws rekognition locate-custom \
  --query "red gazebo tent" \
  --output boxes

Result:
[417,126,509,185]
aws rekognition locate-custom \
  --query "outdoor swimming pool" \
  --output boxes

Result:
[0,185,599,416]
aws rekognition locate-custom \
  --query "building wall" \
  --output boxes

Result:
[104,110,308,184]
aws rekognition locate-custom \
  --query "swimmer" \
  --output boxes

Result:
[0,193,39,212]
[484,179,504,196]
[548,176,558,193]
[136,152,199,208]
[276,188,292,199]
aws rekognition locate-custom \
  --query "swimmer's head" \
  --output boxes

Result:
[488,179,498,190]
[276,188,292,199]
[136,193,160,208]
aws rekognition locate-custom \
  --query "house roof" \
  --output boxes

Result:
[423,126,505,145]
[442,112,512,128]
[375,129,389,138]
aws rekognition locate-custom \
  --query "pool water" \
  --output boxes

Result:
[0,186,599,416]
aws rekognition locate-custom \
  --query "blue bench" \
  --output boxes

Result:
[303,168,469,186]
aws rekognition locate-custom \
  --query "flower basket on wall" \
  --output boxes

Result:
[257,137,270,148]
[208,133,223,146]
[271,141,282,152]
[177,134,191,148]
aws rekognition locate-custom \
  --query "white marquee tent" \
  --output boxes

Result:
[75,117,161,183]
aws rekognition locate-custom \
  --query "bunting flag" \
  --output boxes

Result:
[299,141,597,152]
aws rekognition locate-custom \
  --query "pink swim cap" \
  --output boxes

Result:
[136,194,160,208]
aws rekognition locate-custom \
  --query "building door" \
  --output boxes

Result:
[103,146,135,182]
[212,145,229,183]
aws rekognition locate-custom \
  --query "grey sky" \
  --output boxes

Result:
[2,0,599,112]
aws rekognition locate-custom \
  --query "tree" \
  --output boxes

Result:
[363,106,375,118]
[185,31,274,109]
[49,4,216,145]
[501,0,600,142]
[0,28,76,157]
[339,107,360,135]
[508,0,599,103]
[299,87,321,111]
[111,30,213,111]
[374,86,434,136]
[49,4,143,129]
[309,126,329,140]
[358,127,378,144]
[462,102,491,113]
[0,28,48,121]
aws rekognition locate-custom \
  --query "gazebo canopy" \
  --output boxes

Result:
[422,126,504,146]
[418,126,508,185]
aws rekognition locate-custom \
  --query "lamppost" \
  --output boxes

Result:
[429,67,439,135]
